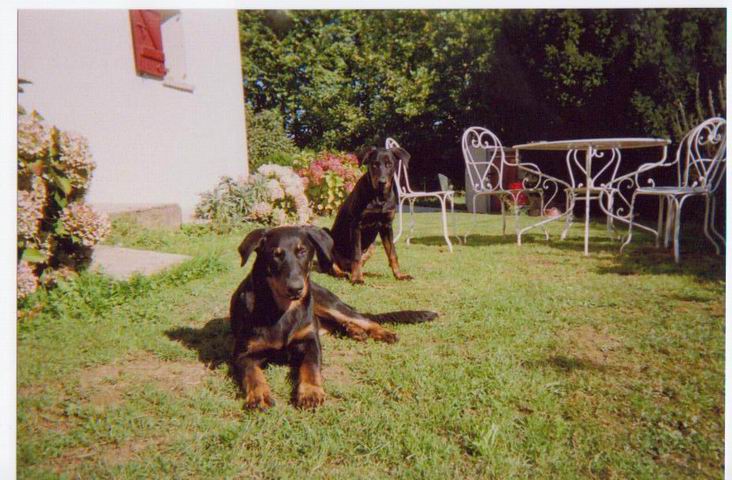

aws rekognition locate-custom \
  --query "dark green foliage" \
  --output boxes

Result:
[245,104,297,171]
[240,9,725,187]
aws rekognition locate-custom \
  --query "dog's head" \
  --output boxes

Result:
[237,226,333,303]
[359,147,411,200]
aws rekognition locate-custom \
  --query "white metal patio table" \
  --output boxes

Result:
[512,138,670,255]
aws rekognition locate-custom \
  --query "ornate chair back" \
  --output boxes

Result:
[461,127,507,194]
[385,137,416,195]
[677,117,726,192]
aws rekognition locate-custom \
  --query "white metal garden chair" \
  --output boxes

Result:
[385,137,457,252]
[618,117,726,262]
[462,127,558,243]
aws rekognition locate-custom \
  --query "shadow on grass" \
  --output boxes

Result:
[409,229,724,282]
[412,232,624,254]
[410,234,524,248]
[545,355,610,373]
[165,317,302,405]
[165,317,232,370]
[596,246,725,282]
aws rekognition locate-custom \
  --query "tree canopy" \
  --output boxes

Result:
[239,9,725,187]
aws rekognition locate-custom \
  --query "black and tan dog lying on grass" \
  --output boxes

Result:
[230,225,437,410]
[326,146,412,284]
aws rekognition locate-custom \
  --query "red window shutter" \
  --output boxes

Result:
[130,10,166,78]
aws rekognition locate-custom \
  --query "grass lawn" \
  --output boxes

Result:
[17,212,724,479]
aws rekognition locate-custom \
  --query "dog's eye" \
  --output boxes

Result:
[273,248,285,260]
[295,246,307,257]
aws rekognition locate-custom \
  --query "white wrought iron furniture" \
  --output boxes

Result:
[513,137,670,255]
[385,137,457,252]
[610,117,726,263]
[462,127,558,243]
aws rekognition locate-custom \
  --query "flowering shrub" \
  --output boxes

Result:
[17,261,38,299]
[195,164,311,231]
[17,110,110,300]
[254,164,311,224]
[58,131,95,190]
[59,202,112,247]
[297,151,363,216]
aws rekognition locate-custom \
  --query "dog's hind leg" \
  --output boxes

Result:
[312,283,398,343]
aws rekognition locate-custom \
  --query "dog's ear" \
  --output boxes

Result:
[358,147,378,167]
[304,226,334,272]
[390,147,411,169]
[237,228,268,267]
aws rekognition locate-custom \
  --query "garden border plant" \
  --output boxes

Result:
[17,109,111,301]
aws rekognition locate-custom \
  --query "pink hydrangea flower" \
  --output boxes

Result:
[17,261,38,300]
[59,202,111,247]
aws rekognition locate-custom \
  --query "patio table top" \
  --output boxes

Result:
[512,137,670,151]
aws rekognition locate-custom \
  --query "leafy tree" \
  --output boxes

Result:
[245,104,297,171]
[239,9,725,188]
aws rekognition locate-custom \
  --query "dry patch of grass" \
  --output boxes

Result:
[78,353,212,407]
[49,436,166,474]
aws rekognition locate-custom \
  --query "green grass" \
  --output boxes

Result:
[18,213,724,479]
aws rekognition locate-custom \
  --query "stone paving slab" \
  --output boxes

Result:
[90,245,192,281]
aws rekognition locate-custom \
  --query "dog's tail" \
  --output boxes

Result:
[362,310,438,324]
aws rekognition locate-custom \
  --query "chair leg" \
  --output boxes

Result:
[438,195,453,252]
[537,190,549,241]
[513,193,521,245]
[702,194,721,255]
[561,191,573,240]
[664,197,674,249]
[500,196,507,236]
[655,197,665,248]
[406,199,416,245]
[709,195,726,248]
[449,193,459,245]
[620,192,639,253]
[672,197,685,263]
[540,190,545,215]
[606,193,616,239]
[466,194,480,243]
[394,197,406,243]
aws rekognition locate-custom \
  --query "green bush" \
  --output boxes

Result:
[245,105,297,171]
[261,151,296,167]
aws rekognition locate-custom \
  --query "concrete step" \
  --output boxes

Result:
[92,203,182,230]
[90,245,191,281]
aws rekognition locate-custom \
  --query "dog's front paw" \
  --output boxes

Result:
[245,386,275,410]
[296,384,325,409]
[394,273,413,281]
[350,276,365,285]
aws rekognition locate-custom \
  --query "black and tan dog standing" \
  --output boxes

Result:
[326,146,412,284]
[230,226,437,410]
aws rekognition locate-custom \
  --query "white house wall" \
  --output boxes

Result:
[18,10,248,219]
